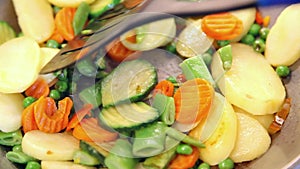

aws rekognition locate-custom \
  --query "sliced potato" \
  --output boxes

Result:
[265,4,300,66]
[48,0,95,7]
[176,19,214,58]
[13,0,55,43]
[0,37,40,93]
[0,93,24,132]
[230,113,271,163]
[22,131,80,161]
[42,161,96,169]
[39,47,60,70]
[211,43,286,115]
[229,8,256,42]
[198,96,237,165]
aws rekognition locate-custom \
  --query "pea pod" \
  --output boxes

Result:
[72,2,90,35]
[152,93,175,125]
[0,129,22,146]
[6,151,37,164]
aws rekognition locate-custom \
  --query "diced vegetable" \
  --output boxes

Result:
[101,59,157,107]
[153,80,175,97]
[0,21,16,45]
[25,77,50,99]
[106,38,138,62]
[12,0,55,43]
[89,0,121,18]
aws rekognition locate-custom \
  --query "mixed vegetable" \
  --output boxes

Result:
[0,0,299,169]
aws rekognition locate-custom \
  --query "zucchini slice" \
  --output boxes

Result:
[99,102,160,130]
[89,0,121,18]
[101,59,157,107]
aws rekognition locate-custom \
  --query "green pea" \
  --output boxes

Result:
[241,34,255,45]
[165,42,177,54]
[217,40,230,47]
[57,68,68,81]
[197,162,210,169]
[55,80,68,92]
[23,97,36,108]
[176,144,193,155]
[25,161,41,169]
[49,89,61,100]
[249,23,261,36]
[218,158,234,169]
[202,53,212,66]
[259,27,270,40]
[253,38,265,53]
[166,76,177,84]
[12,145,22,152]
[46,39,60,48]
[276,65,290,77]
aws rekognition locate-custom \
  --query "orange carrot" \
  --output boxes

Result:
[106,38,137,62]
[153,80,175,97]
[123,0,144,9]
[32,97,73,133]
[255,10,264,25]
[173,78,214,124]
[201,12,243,40]
[21,101,39,133]
[168,146,200,169]
[25,77,50,98]
[48,28,64,44]
[263,15,271,27]
[72,118,118,142]
[66,104,93,131]
[55,7,76,41]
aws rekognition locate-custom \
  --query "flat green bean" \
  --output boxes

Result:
[166,127,205,148]
[6,151,36,164]
[0,129,22,146]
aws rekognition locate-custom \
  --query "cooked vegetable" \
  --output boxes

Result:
[25,161,41,169]
[48,29,64,44]
[22,130,80,160]
[12,0,55,43]
[25,77,50,99]
[0,21,16,45]
[54,7,76,41]
[143,146,177,169]
[276,65,290,77]
[217,45,232,71]
[248,23,261,36]
[153,80,175,97]
[176,144,193,155]
[198,162,211,169]
[259,27,270,40]
[123,0,143,8]
[79,140,106,164]
[229,113,271,163]
[211,43,286,115]
[6,151,36,164]
[99,102,160,130]
[265,4,300,66]
[72,118,118,142]
[49,90,61,100]
[41,161,96,169]
[73,150,101,166]
[54,80,68,92]
[218,158,234,169]
[168,146,200,169]
[252,38,265,53]
[89,0,121,18]
[106,38,138,62]
[39,47,60,70]
[132,122,167,157]
[0,37,40,93]
[104,139,139,169]
[72,2,90,35]
[240,34,255,45]
[101,59,157,107]
[48,0,96,7]
[46,39,60,48]
[79,81,102,108]
[66,104,93,131]
[0,93,24,132]
[23,96,36,108]
[176,19,214,58]
[0,130,22,146]
[152,93,175,125]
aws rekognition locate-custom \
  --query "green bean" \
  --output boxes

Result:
[152,94,175,125]
[25,161,41,169]
[166,127,205,148]
[72,2,90,35]
[0,129,22,146]
[6,151,36,164]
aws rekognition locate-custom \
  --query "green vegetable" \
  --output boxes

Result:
[197,162,211,169]
[23,96,36,108]
[152,93,175,125]
[73,150,101,166]
[46,39,60,48]
[6,151,36,164]
[0,21,16,45]
[101,59,157,107]
[99,102,160,130]
[276,65,290,77]
[176,144,193,155]
[241,34,255,45]
[259,27,270,40]
[166,76,177,84]
[179,55,215,87]
[95,56,106,70]
[57,68,68,81]
[25,161,41,169]
[132,122,167,157]
[104,139,138,169]
[89,0,121,18]
[79,81,102,108]
[55,80,68,92]
[217,40,230,47]
[165,42,177,54]
[218,158,234,169]
[0,129,22,146]
[217,44,233,71]
[253,38,265,53]
[76,59,98,77]
[12,145,23,152]
[72,2,90,35]
[248,23,261,36]
[79,140,106,165]
[49,89,61,100]
[143,146,177,169]
[201,53,213,66]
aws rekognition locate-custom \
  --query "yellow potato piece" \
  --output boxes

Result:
[22,131,80,161]
[48,0,95,7]
[211,43,286,115]
[0,37,40,93]
[198,97,237,165]
[39,47,60,70]
[13,0,55,43]
[230,113,271,163]
[0,93,24,132]
[42,161,96,169]
[265,4,300,66]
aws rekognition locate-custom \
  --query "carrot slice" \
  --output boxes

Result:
[153,80,175,97]
[55,7,76,41]
[66,104,93,131]
[201,12,243,40]
[123,0,144,9]
[255,10,264,25]
[21,101,39,133]
[106,38,137,62]
[72,118,118,142]
[173,78,214,124]
[168,146,200,169]
[25,77,50,98]
[33,97,73,133]
[48,28,64,44]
